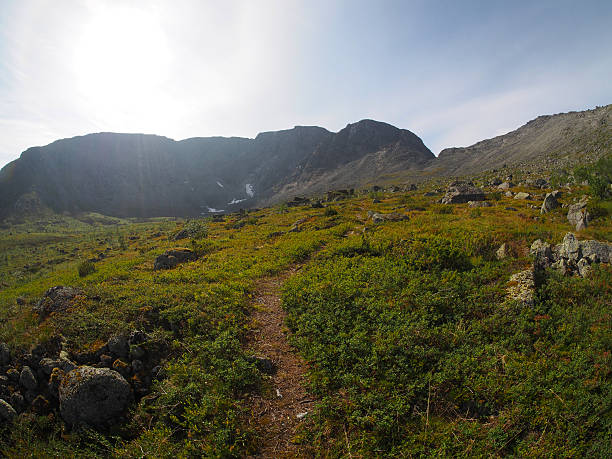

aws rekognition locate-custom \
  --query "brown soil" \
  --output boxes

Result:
[245,266,316,458]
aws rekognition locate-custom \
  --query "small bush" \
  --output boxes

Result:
[324,207,338,217]
[78,260,95,277]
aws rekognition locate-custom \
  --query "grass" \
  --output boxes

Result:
[0,180,610,457]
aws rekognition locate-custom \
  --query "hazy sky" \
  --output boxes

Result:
[1,0,611,168]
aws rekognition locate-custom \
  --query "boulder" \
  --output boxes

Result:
[59,366,131,427]
[580,240,612,264]
[468,201,492,208]
[513,192,532,200]
[497,182,514,190]
[368,211,409,223]
[557,233,581,261]
[20,366,37,391]
[153,248,198,270]
[34,286,83,318]
[496,243,509,260]
[567,197,590,231]
[0,399,17,421]
[541,191,561,214]
[530,239,553,270]
[441,184,485,204]
[507,270,535,307]
[107,334,129,358]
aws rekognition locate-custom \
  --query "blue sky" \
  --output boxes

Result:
[0,0,610,168]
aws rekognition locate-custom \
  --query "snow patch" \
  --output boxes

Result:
[228,198,247,205]
[203,207,225,214]
[216,181,224,188]
[245,183,254,197]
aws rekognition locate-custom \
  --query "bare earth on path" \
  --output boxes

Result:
[245,266,316,458]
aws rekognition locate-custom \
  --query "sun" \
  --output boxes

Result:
[72,5,171,122]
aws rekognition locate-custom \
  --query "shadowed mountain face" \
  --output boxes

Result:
[1,104,610,218]
[0,121,433,217]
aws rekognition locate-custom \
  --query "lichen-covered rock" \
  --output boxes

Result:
[441,184,485,204]
[59,366,131,427]
[468,201,492,208]
[530,239,553,269]
[567,197,590,231]
[0,399,17,421]
[513,192,532,200]
[368,211,409,223]
[39,358,61,376]
[48,367,65,398]
[34,286,83,318]
[496,243,508,260]
[153,248,198,270]
[507,269,535,307]
[541,191,561,214]
[497,182,514,190]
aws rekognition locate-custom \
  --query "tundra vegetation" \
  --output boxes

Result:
[0,165,610,457]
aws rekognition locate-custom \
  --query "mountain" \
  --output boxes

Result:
[433,104,611,176]
[1,104,610,218]
[0,121,433,217]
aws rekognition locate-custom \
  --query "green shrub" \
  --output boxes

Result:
[77,260,95,277]
[324,207,338,217]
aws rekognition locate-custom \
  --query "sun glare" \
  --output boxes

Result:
[73,5,171,122]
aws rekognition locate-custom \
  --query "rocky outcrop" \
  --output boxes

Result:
[153,248,198,270]
[34,286,83,318]
[532,233,612,277]
[440,183,485,204]
[567,196,590,231]
[59,366,132,427]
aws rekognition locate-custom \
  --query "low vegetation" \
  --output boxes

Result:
[0,172,610,457]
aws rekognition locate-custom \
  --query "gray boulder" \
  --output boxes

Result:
[59,366,131,427]
[468,201,492,208]
[567,197,590,231]
[580,240,612,263]
[20,366,37,391]
[441,184,485,204]
[153,248,198,270]
[557,233,581,261]
[368,211,409,223]
[0,399,17,421]
[514,192,532,200]
[530,239,553,269]
[497,182,514,190]
[35,286,83,318]
[541,191,561,214]
[107,334,129,358]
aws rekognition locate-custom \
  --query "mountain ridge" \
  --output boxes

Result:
[1,104,610,218]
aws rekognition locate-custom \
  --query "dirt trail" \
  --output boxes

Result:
[245,266,315,458]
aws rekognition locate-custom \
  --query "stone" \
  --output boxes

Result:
[514,192,532,200]
[39,358,61,376]
[107,334,129,358]
[59,366,131,427]
[441,184,485,204]
[131,359,144,373]
[551,258,570,276]
[20,366,37,391]
[368,211,409,223]
[128,330,148,346]
[0,342,10,365]
[576,258,592,278]
[0,399,17,421]
[6,368,19,383]
[497,182,514,190]
[153,248,198,270]
[311,201,324,209]
[9,392,24,412]
[557,233,581,261]
[99,354,114,368]
[567,197,590,231]
[496,243,509,260]
[34,286,83,318]
[541,191,560,214]
[579,240,612,264]
[468,201,492,208]
[507,270,535,307]
[112,359,131,378]
[48,367,65,398]
[504,191,514,197]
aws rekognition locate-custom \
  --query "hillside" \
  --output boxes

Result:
[0,170,611,455]
[433,104,612,177]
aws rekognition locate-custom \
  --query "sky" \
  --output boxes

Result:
[0,0,611,168]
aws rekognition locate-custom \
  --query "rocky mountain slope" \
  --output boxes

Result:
[0,104,610,218]
[432,104,611,176]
